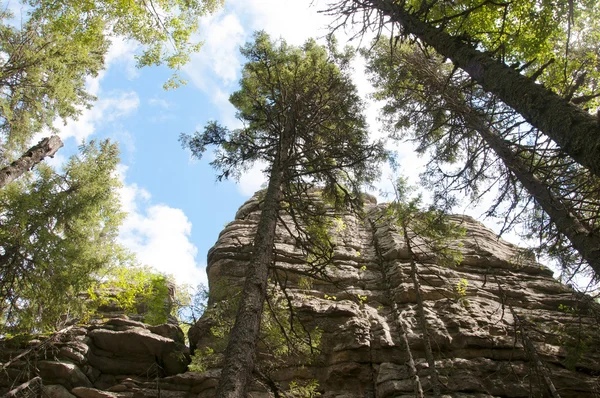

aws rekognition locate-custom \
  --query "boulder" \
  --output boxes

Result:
[37,361,92,389]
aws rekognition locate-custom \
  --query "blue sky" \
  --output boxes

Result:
[21,0,526,289]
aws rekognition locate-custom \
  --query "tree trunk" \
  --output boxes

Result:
[409,55,600,280]
[495,279,561,398]
[360,0,600,177]
[464,111,600,278]
[0,136,63,189]
[403,224,442,397]
[511,308,562,398]
[215,126,294,398]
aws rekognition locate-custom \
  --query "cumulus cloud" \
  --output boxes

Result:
[57,91,140,142]
[117,166,207,288]
[229,0,330,45]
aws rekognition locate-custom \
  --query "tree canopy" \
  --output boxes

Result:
[25,0,223,86]
[328,0,600,176]
[0,140,125,333]
[0,0,222,154]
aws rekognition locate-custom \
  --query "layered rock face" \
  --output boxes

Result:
[3,194,600,398]
[0,301,193,398]
[191,193,600,397]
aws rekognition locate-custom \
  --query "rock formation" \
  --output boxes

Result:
[2,192,600,398]
[0,293,193,398]
[191,193,600,397]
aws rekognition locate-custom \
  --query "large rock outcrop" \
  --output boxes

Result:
[3,193,599,398]
[190,193,600,397]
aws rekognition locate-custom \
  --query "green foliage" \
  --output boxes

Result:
[261,294,322,363]
[455,279,468,298]
[0,0,222,152]
[298,277,314,291]
[189,282,322,373]
[333,217,346,233]
[385,177,465,268]
[89,265,175,325]
[181,31,385,281]
[361,0,600,283]
[396,0,600,107]
[25,0,223,88]
[0,140,125,333]
[0,13,104,151]
[287,379,321,398]
[189,346,216,373]
[366,36,600,282]
[181,31,384,185]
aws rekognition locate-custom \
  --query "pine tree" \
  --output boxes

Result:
[384,179,465,397]
[365,42,600,281]
[181,32,384,397]
[328,0,600,177]
[0,140,126,333]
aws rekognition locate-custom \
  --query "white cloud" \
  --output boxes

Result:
[229,0,329,45]
[148,98,172,109]
[238,161,268,196]
[105,37,140,79]
[183,11,245,124]
[117,166,207,288]
[56,91,139,142]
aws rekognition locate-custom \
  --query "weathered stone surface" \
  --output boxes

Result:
[42,384,77,398]
[3,192,600,398]
[147,324,185,344]
[37,361,92,389]
[191,193,600,397]
[72,387,117,398]
[87,326,189,376]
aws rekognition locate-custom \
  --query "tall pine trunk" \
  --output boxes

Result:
[409,55,600,278]
[473,116,600,277]
[215,125,294,398]
[359,0,600,177]
[369,218,424,397]
[0,136,63,189]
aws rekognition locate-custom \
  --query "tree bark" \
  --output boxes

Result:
[0,135,63,189]
[511,308,562,398]
[403,224,442,397]
[360,0,600,177]
[495,280,561,398]
[215,125,294,398]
